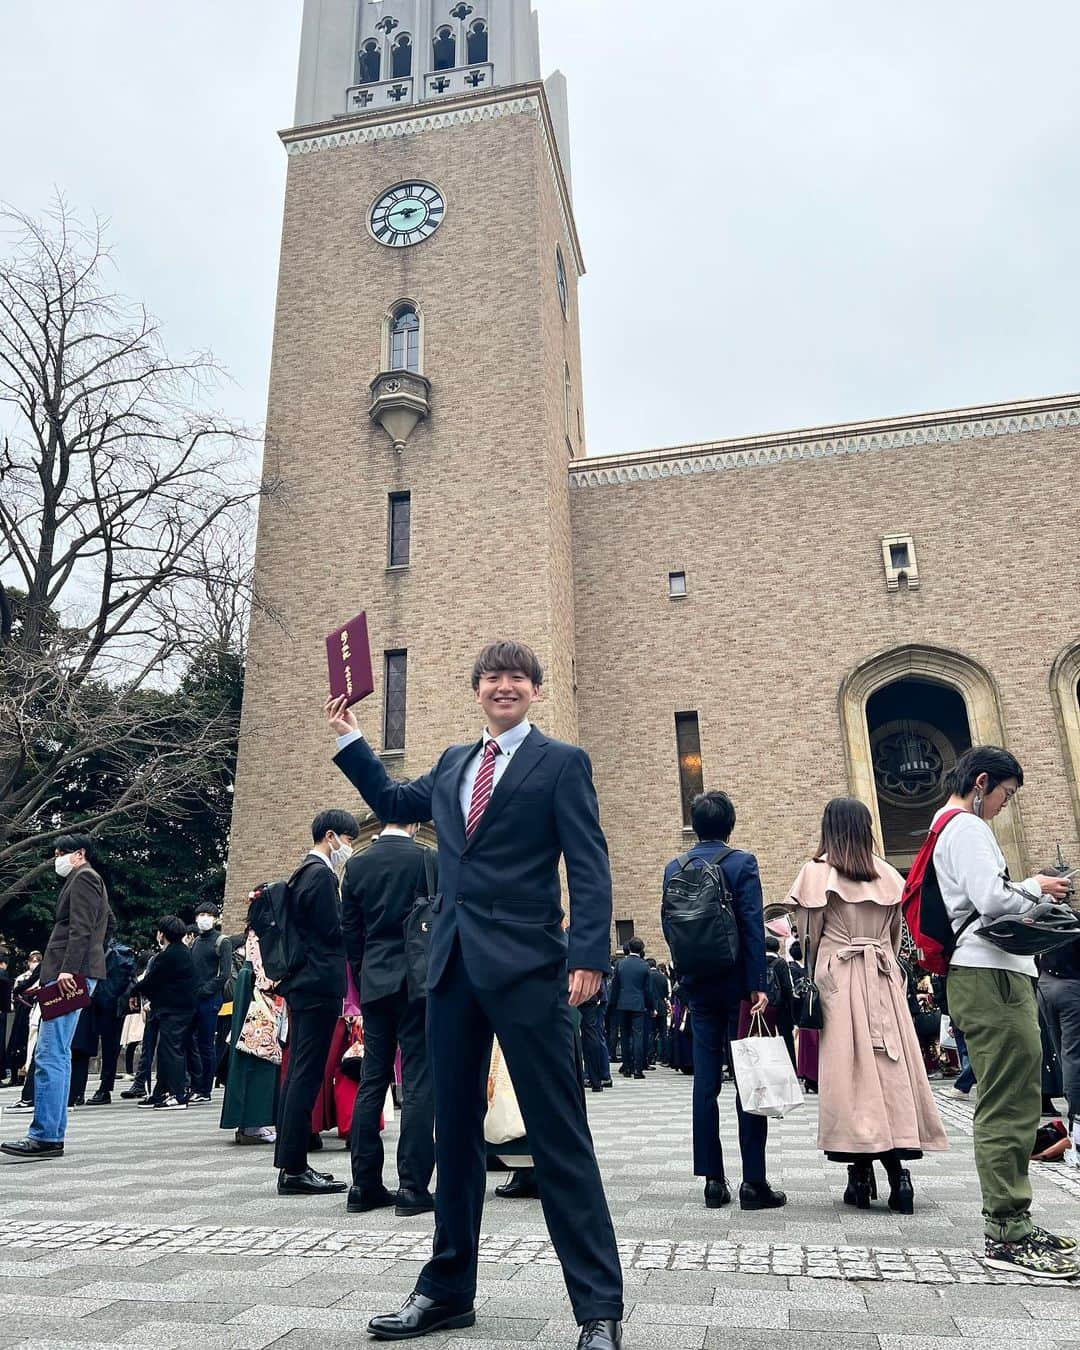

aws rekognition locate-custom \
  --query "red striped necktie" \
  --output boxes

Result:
[465,738,501,837]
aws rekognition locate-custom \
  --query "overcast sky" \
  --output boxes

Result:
[3,0,1078,455]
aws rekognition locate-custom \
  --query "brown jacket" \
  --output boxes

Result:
[39,865,110,985]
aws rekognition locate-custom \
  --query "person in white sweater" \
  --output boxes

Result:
[935,746,1077,1279]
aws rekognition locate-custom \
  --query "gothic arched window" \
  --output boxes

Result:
[467,19,489,64]
[392,33,413,78]
[433,26,456,71]
[389,305,421,373]
[358,38,381,85]
[564,363,573,442]
[556,246,568,317]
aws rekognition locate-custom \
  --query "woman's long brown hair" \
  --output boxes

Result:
[815,796,878,882]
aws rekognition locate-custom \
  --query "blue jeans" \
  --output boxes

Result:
[194,997,223,1096]
[28,980,97,1143]
[954,1026,977,1095]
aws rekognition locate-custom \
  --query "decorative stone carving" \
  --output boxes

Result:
[369,370,431,452]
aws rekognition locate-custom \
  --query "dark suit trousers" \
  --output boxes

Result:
[155,1011,191,1103]
[275,1002,339,1175]
[350,986,434,1194]
[417,941,623,1324]
[690,999,767,1184]
[619,1011,646,1076]
[98,1013,124,1092]
[579,1001,610,1086]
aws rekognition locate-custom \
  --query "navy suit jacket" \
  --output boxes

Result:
[663,841,767,1003]
[333,728,612,992]
[610,954,653,1012]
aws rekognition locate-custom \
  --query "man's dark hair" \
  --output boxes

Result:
[647,957,657,968]
[765,933,780,954]
[690,791,736,842]
[54,832,93,860]
[195,902,220,917]
[156,914,187,944]
[628,936,645,956]
[788,939,803,963]
[470,640,543,690]
[311,810,361,843]
[944,746,1024,798]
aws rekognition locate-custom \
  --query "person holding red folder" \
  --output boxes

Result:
[326,639,623,1350]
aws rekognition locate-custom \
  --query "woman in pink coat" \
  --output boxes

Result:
[790,798,947,1213]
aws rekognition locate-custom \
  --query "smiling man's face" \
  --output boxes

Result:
[474,667,540,735]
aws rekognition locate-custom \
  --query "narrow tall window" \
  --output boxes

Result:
[433,26,456,71]
[392,33,413,77]
[615,919,635,948]
[467,19,489,63]
[675,711,704,827]
[389,305,420,373]
[388,492,411,568]
[358,38,381,84]
[555,246,568,317]
[668,571,687,598]
[564,364,573,444]
[384,651,408,751]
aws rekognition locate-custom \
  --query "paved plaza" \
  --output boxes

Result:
[0,1071,1078,1350]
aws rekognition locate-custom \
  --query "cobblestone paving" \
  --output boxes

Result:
[1,1072,1078,1349]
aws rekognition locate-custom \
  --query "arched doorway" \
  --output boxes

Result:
[839,645,1026,878]
[1051,642,1080,852]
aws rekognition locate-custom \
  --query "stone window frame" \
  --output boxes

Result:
[381,298,425,375]
[1051,642,1080,842]
[881,532,919,592]
[838,643,1027,877]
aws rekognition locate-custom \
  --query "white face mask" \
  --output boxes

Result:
[54,854,75,878]
[195,915,215,933]
[329,834,353,869]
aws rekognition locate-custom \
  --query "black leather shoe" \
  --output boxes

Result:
[396,1188,436,1216]
[633,1072,645,1080]
[495,1168,539,1199]
[590,1083,604,1092]
[887,1168,914,1215]
[277,1167,347,1196]
[347,1184,396,1213]
[577,1319,622,1350]
[0,1138,64,1160]
[739,1181,787,1210]
[601,1079,612,1088]
[843,1164,877,1209]
[704,1177,731,1209]
[368,1291,475,1341]
[86,1089,111,1106]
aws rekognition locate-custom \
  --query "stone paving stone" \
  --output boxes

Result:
[878,1339,1070,1350]
[1021,1303,1080,1322]
[113,1326,281,1350]
[0,1295,114,1317]
[537,1320,706,1347]
[95,1301,251,1326]
[703,1334,879,1350]
[711,1287,867,1311]
[789,1310,960,1335]
[435,1318,546,1341]
[630,1302,788,1328]
[957,1316,1080,1338]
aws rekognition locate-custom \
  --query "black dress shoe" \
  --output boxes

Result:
[577,1319,622,1350]
[704,1177,731,1209]
[601,1079,612,1088]
[589,1083,604,1092]
[368,1291,475,1341]
[633,1072,645,1080]
[347,1184,396,1213]
[120,1084,145,1099]
[495,1167,539,1199]
[739,1181,787,1210]
[0,1138,64,1160]
[277,1167,347,1196]
[396,1188,436,1216]
[843,1164,877,1209]
[85,1089,111,1106]
[887,1168,915,1215]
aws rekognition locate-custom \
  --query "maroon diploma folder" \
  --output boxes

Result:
[326,612,375,709]
[34,975,92,1022]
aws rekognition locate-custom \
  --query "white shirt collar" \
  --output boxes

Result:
[483,718,532,756]
[379,825,414,840]
[307,847,335,870]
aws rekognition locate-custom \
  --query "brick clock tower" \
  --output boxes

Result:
[226,0,585,906]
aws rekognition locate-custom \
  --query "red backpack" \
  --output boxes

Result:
[901,808,974,976]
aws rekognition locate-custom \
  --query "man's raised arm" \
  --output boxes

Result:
[325,696,439,825]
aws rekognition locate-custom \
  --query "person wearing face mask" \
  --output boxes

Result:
[1,834,110,1160]
[274,809,359,1196]
[188,903,233,1105]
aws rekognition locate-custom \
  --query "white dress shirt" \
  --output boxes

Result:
[336,719,533,827]
[307,848,335,871]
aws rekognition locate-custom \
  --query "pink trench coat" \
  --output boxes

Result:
[790,857,948,1158]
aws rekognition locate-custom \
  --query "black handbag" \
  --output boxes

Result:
[403,848,437,1002]
[792,928,824,1031]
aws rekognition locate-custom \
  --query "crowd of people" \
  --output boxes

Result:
[2,641,1080,1350]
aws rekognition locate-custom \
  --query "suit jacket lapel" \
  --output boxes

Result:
[465,729,547,849]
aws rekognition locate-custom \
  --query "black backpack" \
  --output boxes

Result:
[248,861,314,984]
[93,938,135,1016]
[661,846,740,977]
[403,847,438,1002]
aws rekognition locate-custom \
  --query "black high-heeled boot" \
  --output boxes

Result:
[842,1163,877,1209]
[887,1168,914,1214]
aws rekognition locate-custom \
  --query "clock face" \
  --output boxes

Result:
[370,183,445,248]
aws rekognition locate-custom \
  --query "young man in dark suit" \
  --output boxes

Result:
[609,938,652,1078]
[327,640,623,1350]
[341,819,437,1216]
[1,833,109,1160]
[663,791,786,1212]
[274,808,359,1197]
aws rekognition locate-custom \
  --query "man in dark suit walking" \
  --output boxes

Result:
[647,960,670,1066]
[274,808,359,1198]
[663,791,786,1212]
[609,939,652,1078]
[327,640,623,1350]
[1,833,109,1160]
[341,819,436,1216]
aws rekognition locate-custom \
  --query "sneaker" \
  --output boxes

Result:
[187,1093,212,1105]
[983,1234,1080,1279]
[120,1085,146,1099]
[6,1100,33,1112]
[1031,1225,1079,1252]
[152,1095,188,1111]
[948,1086,971,1099]
[137,1096,161,1108]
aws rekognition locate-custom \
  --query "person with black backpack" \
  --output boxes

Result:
[662,790,786,1213]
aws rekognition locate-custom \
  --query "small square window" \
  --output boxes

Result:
[889,543,910,570]
[881,533,919,592]
[668,571,687,598]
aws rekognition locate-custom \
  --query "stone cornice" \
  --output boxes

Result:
[568,394,1080,489]
[279,83,585,276]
